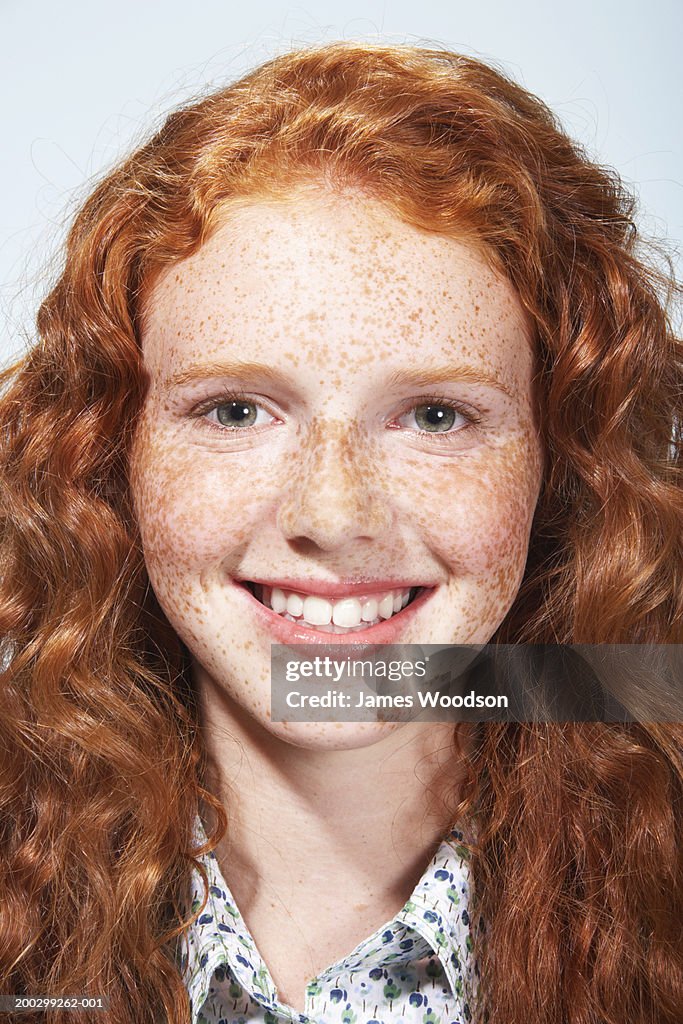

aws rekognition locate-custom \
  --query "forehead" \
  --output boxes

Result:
[141,192,535,383]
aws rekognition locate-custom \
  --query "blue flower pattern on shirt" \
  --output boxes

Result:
[179,816,477,1024]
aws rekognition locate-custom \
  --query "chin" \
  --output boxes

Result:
[269,718,404,751]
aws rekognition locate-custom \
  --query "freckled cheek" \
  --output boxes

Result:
[393,455,538,576]
[129,438,275,574]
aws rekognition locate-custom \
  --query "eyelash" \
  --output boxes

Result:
[189,391,275,433]
[188,389,483,439]
[397,392,483,435]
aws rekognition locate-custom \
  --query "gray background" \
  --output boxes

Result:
[2,0,681,363]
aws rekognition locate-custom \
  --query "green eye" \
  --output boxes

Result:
[414,404,457,432]
[216,401,259,427]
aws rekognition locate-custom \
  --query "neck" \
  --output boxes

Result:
[196,670,472,923]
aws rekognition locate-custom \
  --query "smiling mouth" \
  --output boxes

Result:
[242,582,424,634]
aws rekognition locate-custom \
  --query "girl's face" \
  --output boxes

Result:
[130,191,544,745]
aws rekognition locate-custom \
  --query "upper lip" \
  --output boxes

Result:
[237,577,434,598]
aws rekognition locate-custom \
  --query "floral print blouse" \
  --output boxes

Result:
[178,816,478,1024]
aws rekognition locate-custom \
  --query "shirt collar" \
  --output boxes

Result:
[180,814,474,1021]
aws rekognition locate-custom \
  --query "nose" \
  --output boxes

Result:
[276,418,392,552]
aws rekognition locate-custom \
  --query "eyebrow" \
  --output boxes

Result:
[161,359,514,398]
[161,361,291,392]
[385,366,515,398]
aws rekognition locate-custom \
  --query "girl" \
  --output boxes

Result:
[1,42,681,1024]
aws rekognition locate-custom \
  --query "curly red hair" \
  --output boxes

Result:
[1,42,681,1024]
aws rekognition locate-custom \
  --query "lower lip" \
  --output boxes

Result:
[236,583,435,646]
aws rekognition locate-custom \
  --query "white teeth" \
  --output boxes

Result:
[302,595,332,626]
[286,592,304,617]
[253,583,419,632]
[332,598,362,628]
